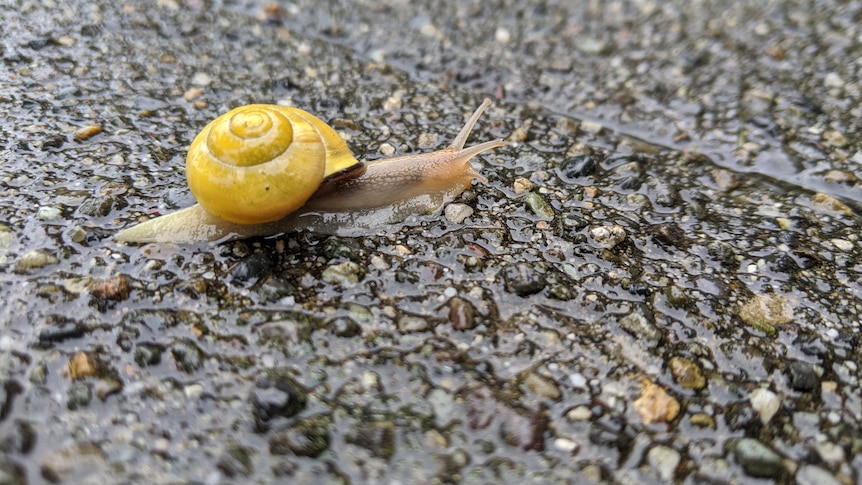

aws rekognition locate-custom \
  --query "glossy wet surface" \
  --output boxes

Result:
[1,1,860,483]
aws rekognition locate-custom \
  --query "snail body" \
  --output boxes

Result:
[115,99,504,243]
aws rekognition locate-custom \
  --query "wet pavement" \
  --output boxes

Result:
[1,0,860,483]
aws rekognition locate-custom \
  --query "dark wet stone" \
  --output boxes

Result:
[231,253,277,282]
[707,241,738,269]
[731,438,785,478]
[269,415,331,457]
[169,340,205,373]
[1,380,23,421]
[66,382,92,410]
[610,160,644,190]
[725,401,761,433]
[76,196,116,217]
[134,344,163,367]
[770,252,800,274]
[0,458,26,485]
[0,420,37,454]
[651,223,687,249]
[257,276,297,303]
[251,370,308,432]
[42,135,65,150]
[648,179,681,207]
[559,155,597,180]
[796,335,829,358]
[37,319,87,346]
[617,310,661,347]
[449,297,476,330]
[788,361,819,392]
[560,212,589,232]
[503,263,546,296]
[348,421,396,459]
[329,317,362,337]
[664,285,690,308]
[217,442,254,478]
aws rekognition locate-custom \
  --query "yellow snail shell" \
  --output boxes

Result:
[188,104,364,224]
[115,99,505,243]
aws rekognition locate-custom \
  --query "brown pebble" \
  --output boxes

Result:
[74,125,102,141]
[449,297,476,330]
[633,378,680,424]
[669,356,707,390]
[184,87,204,101]
[67,352,97,380]
[90,274,130,301]
[507,126,528,143]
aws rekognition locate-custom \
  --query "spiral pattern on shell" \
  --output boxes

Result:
[186,104,360,225]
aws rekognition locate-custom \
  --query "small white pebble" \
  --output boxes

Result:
[37,206,62,220]
[553,438,578,452]
[569,373,588,390]
[190,72,212,86]
[495,26,512,44]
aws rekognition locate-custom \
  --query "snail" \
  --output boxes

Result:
[114,99,505,243]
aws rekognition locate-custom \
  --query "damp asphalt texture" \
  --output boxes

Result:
[1,0,861,483]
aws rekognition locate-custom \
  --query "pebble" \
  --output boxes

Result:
[749,387,780,424]
[669,356,706,390]
[523,372,562,401]
[738,293,794,328]
[77,195,120,217]
[448,297,476,330]
[709,168,740,191]
[566,405,592,421]
[397,314,430,333]
[524,192,555,219]
[568,373,588,390]
[444,203,474,224]
[503,263,547,296]
[216,443,254,478]
[633,379,680,424]
[830,238,853,251]
[349,421,396,459]
[796,465,842,485]
[90,274,130,302]
[553,438,578,453]
[250,370,308,432]
[66,351,97,380]
[617,310,661,347]
[170,340,204,373]
[14,249,59,273]
[321,261,363,286]
[811,193,852,216]
[268,415,331,457]
[589,225,626,249]
[513,177,533,194]
[788,361,819,392]
[559,155,597,180]
[36,206,62,220]
[190,72,212,86]
[731,438,784,478]
[74,124,102,141]
[329,317,362,338]
[646,445,681,481]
